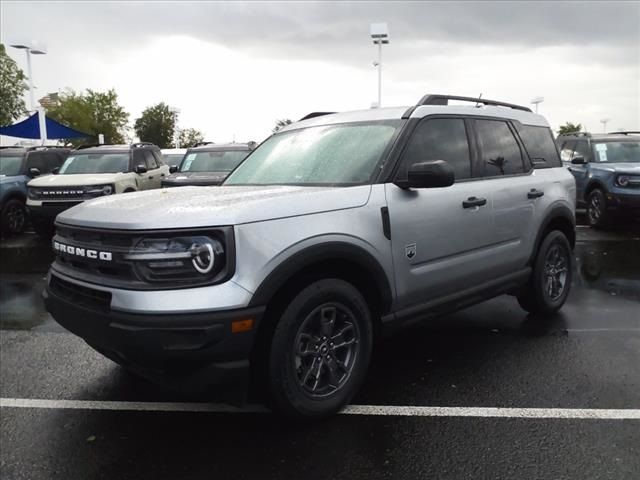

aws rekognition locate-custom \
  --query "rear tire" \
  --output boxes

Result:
[267,279,373,419]
[587,188,610,229]
[517,230,573,315]
[1,199,27,235]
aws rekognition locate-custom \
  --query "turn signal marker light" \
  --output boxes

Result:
[231,319,254,333]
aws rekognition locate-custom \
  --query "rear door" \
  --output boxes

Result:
[470,118,536,275]
[385,116,496,309]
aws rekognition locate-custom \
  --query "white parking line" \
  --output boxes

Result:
[1,398,639,420]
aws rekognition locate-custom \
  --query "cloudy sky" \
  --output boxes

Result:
[1,1,639,143]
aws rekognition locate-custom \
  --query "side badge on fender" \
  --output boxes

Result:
[405,243,416,260]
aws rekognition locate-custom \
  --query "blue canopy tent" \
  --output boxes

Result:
[0,112,90,139]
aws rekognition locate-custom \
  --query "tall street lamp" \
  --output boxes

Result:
[10,41,47,113]
[600,118,610,133]
[169,106,181,148]
[370,23,389,108]
[530,96,544,114]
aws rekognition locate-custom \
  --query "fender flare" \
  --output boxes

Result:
[527,203,576,265]
[248,241,393,314]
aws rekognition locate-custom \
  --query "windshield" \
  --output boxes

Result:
[224,121,400,186]
[180,150,249,173]
[59,153,130,174]
[0,155,24,176]
[164,153,185,166]
[592,141,640,163]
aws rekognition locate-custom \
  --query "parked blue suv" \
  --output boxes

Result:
[0,147,70,235]
[557,132,640,228]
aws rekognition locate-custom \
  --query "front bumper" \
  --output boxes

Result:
[606,191,640,211]
[44,275,264,391]
[28,201,83,226]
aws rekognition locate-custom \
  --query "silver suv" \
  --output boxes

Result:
[44,94,576,418]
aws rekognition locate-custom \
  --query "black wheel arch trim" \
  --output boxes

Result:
[527,204,576,266]
[248,241,393,315]
[584,180,607,202]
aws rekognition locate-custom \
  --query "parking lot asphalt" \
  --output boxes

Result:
[1,221,639,480]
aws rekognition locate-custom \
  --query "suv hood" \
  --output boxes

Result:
[57,185,372,229]
[28,173,124,187]
[590,163,640,174]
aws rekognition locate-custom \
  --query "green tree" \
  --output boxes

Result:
[134,102,175,148]
[176,128,204,148]
[558,122,582,135]
[0,43,28,125]
[273,118,292,133]
[47,89,129,146]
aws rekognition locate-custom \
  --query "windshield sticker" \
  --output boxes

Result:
[594,144,608,162]
[182,153,196,171]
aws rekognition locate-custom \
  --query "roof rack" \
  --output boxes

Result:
[557,132,591,137]
[0,145,25,150]
[298,112,336,121]
[607,131,640,135]
[26,145,70,151]
[193,141,215,147]
[131,142,156,148]
[75,143,103,150]
[416,94,532,112]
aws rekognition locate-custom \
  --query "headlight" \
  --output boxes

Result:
[27,188,39,199]
[124,235,227,284]
[616,175,630,187]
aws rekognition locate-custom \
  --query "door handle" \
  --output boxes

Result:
[148,176,154,179]
[462,196,487,208]
[161,173,165,177]
[527,189,544,199]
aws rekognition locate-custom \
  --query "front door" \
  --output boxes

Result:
[386,117,495,310]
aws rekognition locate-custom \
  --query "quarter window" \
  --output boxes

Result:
[518,125,561,168]
[474,120,525,176]
[399,118,471,180]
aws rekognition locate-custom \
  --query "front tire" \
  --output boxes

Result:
[1,199,27,235]
[267,279,373,419]
[587,188,610,229]
[517,230,573,315]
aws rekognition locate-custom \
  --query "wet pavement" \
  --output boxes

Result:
[1,222,639,479]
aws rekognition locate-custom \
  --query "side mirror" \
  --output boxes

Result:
[135,164,148,174]
[52,167,60,175]
[169,165,178,174]
[396,160,455,189]
[28,167,41,177]
[571,156,587,165]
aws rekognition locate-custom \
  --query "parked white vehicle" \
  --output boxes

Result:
[27,142,169,237]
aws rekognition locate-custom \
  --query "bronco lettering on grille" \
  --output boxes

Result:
[53,242,113,261]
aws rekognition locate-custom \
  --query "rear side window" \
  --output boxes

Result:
[518,125,562,168]
[399,118,471,180]
[474,120,526,176]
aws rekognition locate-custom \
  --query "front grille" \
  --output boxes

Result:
[43,201,83,208]
[50,274,112,311]
[36,187,87,200]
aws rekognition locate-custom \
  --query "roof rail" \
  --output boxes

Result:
[75,143,103,150]
[26,145,70,151]
[416,94,532,113]
[193,141,215,147]
[607,131,640,135]
[131,142,155,148]
[0,146,24,150]
[298,112,336,121]
[557,132,591,137]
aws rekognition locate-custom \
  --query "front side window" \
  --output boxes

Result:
[573,141,591,161]
[591,141,640,163]
[560,140,576,163]
[59,153,130,174]
[144,151,158,170]
[518,125,561,168]
[0,155,25,176]
[399,118,471,181]
[181,150,249,173]
[225,121,400,185]
[164,154,184,166]
[475,119,525,176]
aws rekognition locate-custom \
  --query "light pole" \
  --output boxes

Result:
[370,23,389,108]
[169,106,180,148]
[530,96,544,114]
[600,118,610,133]
[10,41,47,113]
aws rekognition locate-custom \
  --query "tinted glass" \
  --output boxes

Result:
[181,150,249,173]
[225,122,400,185]
[573,140,591,161]
[518,125,561,168]
[400,118,471,180]
[0,155,24,176]
[591,141,640,163]
[475,120,525,176]
[144,151,158,169]
[59,153,130,174]
[152,151,166,166]
[25,152,48,172]
[164,154,184,166]
[560,140,576,163]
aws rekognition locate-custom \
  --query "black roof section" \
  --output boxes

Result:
[299,112,337,121]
